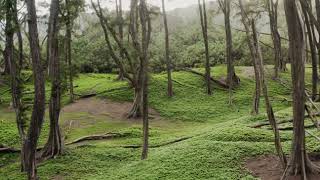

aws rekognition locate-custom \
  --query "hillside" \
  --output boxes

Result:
[1,65,320,179]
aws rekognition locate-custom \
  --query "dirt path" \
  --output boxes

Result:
[245,154,320,180]
[62,97,161,121]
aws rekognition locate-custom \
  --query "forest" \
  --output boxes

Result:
[1,0,320,179]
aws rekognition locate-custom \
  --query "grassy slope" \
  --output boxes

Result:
[1,65,320,179]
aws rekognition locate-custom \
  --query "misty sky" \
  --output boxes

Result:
[36,0,216,12]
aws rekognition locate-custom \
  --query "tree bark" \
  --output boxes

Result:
[25,0,46,179]
[251,20,287,168]
[284,0,320,177]
[198,0,212,95]
[162,0,173,97]
[40,0,62,161]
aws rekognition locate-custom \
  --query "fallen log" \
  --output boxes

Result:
[66,132,130,145]
[121,136,192,149]
[182,68,231,89]
[0,145,19,153]
[251,112,320,128]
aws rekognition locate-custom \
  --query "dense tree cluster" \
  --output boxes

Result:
[1,0,320,179]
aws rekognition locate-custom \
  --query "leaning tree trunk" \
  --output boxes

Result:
[239,0,261,115]
[162,0,173,97]
[25,0,46,179]
[252,20,287,168]
[198,0,212,95]
[284,0,320,178]
[40,0,62,161]
[302,5,318,101]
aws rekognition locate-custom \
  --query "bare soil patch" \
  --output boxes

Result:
[245,154,320,180]
[62,97,161,121]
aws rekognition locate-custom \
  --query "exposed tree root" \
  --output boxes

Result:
[251,112,320,128]
[1,132,131,154]
[121,136,192,149]
[65,132,131,145]
[75,87,130,99]
[181,68,232,89]
[0,145,19,153]
[281,155,320,180]
[268,124,315,131]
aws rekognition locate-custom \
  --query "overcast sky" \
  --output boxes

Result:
[36,0,216,12]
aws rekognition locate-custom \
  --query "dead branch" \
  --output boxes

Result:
[121,136,192,148]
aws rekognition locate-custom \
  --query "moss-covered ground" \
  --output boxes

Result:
[1,65,319,179]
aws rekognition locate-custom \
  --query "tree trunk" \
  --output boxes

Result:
[284,0,320,177]
[198,0,212,95]
[239,0,261,115]
[302,4,318,101]
[139,0,151,160]
[5,0,27,171]
[127,85,142,119]
[65,0,74,102]
[267,0,284,78]
[251,20,287,168]
[116,0,125,81]
[25,0,46,179]
[219,0,239,104]
[162,0,173,97]
[40,0,62,161]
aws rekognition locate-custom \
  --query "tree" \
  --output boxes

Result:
[139,0,151,160]
[301,1,318,100]
[251,20,286,168]
[283,0,320,178]
[115,0,125,81]
[238,0,261,115]
[40,0,62,161]
[25,0,46,178]
[266,0,284,78]
[161,0,173,97]
[62,0,84,102]
[218,0,240,104]
[4,0,27,171]
[198,0,212,95]
[92,0,148,118]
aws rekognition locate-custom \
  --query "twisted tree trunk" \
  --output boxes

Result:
[40,0,62,161]
[284,0,320,178]
[25,0,46,178]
